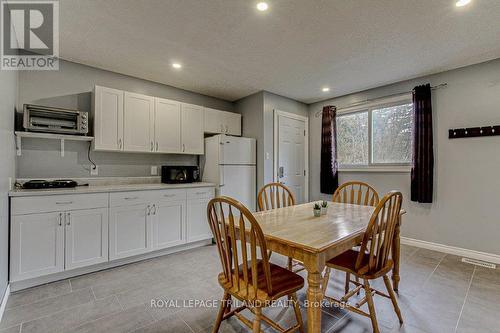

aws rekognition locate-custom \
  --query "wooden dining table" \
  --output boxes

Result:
[248,201,403,333]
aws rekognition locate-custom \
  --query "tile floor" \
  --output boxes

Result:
[1,244,499,333]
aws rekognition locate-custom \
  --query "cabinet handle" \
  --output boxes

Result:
[56,201,73,205]
[152,204,157,215]
[146,205,151,216]
[66,212,71,226]
[118,138,122,149]
[156,142,158,151]
[58,212,63,226]
[124,196,139,200]
[163,194,175,197]
[151,141,154,151]
[182,144,185,152]
[195,191,206,195]
[225,125,229,133]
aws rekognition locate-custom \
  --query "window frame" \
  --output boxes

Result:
[336,94,413,172]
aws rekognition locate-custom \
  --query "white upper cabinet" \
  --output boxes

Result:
[93,86,124,151]
[181,103,204,154]
[154,98,182,153]
[123,92,155,152]
[204,108,241,136]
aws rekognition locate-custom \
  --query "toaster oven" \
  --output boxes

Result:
[23,104,89,135]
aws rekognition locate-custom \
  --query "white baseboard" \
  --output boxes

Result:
[401,237,500,265]
[0,285,10,324]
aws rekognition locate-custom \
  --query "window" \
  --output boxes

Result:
[337,99,413,168]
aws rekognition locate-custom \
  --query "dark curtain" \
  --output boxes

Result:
[320,105,338,194]
[411,84,434,203]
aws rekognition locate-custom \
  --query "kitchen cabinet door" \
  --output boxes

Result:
[93,86,124,151]
[109,203,152,260]
[181,103,204,154]
[123,92,155,152]
[153,200,186,250]
[225,112,241,136]
[186,198,213,242]
[65,208,109,270]
[204,107,223,134]
[154,98,182,153]
[11,212,64,281]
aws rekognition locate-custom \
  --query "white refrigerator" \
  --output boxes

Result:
[202,135,256,211]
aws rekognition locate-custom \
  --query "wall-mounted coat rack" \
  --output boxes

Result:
[449,125,500,139]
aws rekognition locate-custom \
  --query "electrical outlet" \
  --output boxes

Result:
[90,165,99,176]
[151,166,158,176]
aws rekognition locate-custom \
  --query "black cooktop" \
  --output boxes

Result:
[22,179,79,189]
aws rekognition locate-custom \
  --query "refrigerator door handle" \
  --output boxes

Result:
[219,167,224,186]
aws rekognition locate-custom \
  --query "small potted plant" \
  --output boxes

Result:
[313,203,321,217]
[321,201,328,215]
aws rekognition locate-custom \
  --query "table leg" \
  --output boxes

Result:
[392,215,401,292]
[304,256,325,333]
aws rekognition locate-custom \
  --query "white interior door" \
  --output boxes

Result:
[155,98,182,153]
[275,111,308,203]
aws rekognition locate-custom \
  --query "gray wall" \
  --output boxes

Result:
[308,58,500,255]
[16,60,236,178]
[235,92,265,189]
[0,71,17,301]
[235,91,308,190]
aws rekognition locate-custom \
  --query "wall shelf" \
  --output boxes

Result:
[14,131,94,157]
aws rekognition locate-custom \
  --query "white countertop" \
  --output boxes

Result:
[9,182,216,197]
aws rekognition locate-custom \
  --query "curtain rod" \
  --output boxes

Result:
[315,83,447,117]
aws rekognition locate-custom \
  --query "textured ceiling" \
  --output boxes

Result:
[59,0,500,103]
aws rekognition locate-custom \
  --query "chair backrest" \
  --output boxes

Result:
[355,191,403,275]
[332,181,379,206]
[257,182,295,211]
[207,196,272,299]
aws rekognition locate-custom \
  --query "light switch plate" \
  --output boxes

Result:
[151,166,158,176]
[90,165,99,176]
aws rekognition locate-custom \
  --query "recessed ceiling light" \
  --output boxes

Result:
[455,0,471,7]
[172,63,182,69]
[322,87,330,92]
[256,2,269,11]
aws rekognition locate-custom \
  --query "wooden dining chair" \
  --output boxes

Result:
[257,183,299,272]
[323,191,404,333]
[323,181,380,294]
[207,196,304,333]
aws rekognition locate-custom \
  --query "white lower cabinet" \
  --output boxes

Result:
[10,186,214,285]
[65,208,108,270]
[109,203,152,260]
[153,200,186,249]
[11,212,64,281]
[186,198,213,242]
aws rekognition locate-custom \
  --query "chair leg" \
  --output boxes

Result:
[363,280,380,333]
[322,267,331,295]
[383,275,403,324]
[290,293,304,333]
[252,307,262,333]
[287,257,293,271]
[212,292,229,333]
[355,276,360,295]
[345,272,351,294]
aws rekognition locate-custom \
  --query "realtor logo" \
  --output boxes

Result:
[1,0,59,70]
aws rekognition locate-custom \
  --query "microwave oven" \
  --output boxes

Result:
[161,165,200,184]
[23,104,89,135]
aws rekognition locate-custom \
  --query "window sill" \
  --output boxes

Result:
[338,167,411,173]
